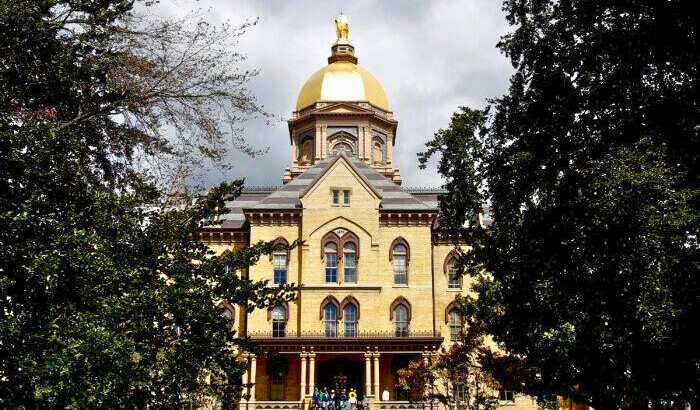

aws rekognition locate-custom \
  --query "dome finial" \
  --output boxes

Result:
[334,12,350,44]
[329,12,357,64]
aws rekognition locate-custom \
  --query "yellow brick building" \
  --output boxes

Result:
[203,14,536,410]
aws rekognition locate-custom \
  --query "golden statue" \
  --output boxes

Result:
[335,12,349,42]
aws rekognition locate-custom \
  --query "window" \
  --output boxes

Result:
[447,259,462,290]
[343,242,357,283]
[343,190,350,205]
[271,305,286,337]
[392,244,408,285]
[343,304,357,337]
[455,383,467,406]
[499,390,514,403]
[448,309,462,342]
[273,253,287,285]
[221,306,234,332]
[332,190,340,205]
[324,243,338,283]
[393,305,409,337]
[323,303,338,337]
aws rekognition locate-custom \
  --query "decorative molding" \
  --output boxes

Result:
[444,301,461,324]
[269,236,290,261]
[389,237,410,262]
[340,295,361,319]
[267,300,289,321]
[319,295,341,320]
[443,249,461,275]
[389,297,412,321]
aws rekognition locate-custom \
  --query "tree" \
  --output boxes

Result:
[0,1,294,407]
[396,297,505,410]
[419,1,698,408]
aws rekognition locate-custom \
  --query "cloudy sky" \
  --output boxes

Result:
[151,0,514,188]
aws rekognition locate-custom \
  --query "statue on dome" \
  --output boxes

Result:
[335,12,349,42]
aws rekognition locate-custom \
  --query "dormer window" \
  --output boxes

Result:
[331,189,350,206]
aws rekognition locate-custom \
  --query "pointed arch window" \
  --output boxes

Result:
[447,309,463,342]
[390,297,411,337]
[324,242,338,283]
[271,304,287,337]
[391,238,410,285]
[446,258,462,290]
[343,242,357,283]
[343,304,358,337]
[323,303,338,337]
[393,305,409,337]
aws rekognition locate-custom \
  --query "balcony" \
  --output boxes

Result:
[247,330,438,339]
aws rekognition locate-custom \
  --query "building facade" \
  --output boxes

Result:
[203,14,535,410]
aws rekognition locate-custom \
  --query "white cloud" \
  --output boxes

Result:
[148,0,513,188]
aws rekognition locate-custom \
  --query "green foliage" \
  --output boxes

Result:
[420,1,698,408]
[0,1,294,407]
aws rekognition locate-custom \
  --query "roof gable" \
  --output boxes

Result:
[299,153,383,200]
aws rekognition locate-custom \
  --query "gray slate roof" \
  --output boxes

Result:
[215,153,439,229]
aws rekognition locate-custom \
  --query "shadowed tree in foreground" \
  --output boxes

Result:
[419,1,698,408]
[1,1,295,407]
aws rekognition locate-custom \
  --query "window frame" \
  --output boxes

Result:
[273,252,288,285]
[393,304,409,337]
[323,303,338,337]
[446,258,463,290]
[324,243,338,283]
[343,242,357,283]
[271,304,287,338]
[343,303,358,337]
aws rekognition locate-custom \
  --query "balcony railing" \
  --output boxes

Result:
[247,330,439,338]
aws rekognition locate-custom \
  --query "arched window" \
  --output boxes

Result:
[447,309,463,342]
[324,242,338,283]
[271,304,287,338]
[393,305,409,337]
[343,304,358,337]
[343,242,357,283]
[323,303,338,337]
[373,141,383,165]
[218,302,235,332]
[273,252,287,285]
[446,258,462,290]
[392,244,408,285]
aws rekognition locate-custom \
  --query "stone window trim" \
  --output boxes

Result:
[389,297,412,321]
[267,300,289,321]
[444,301,464,324]
[319,295,342,320]
[321,232,341,259]
[340,295,361,320]
[443,250,461,275]
[320,229,360,260]
[269,236,290,261]
[389,237,410,262]
[217,301,235,325]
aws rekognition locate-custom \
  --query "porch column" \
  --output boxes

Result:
[300,350,308,399]
[249,354,257,401]
[241,355,249,401]
[372,349,380,400]
[308,350,316,395]
[364,349,372,397]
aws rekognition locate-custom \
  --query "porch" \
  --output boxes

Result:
[238,333,442,410]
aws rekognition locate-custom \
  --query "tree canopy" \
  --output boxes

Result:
[1,1,294,407]
[420,1,698,408]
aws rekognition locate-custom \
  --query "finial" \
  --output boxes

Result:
[334,12,350,44]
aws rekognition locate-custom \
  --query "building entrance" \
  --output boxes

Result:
[317,357,364,398]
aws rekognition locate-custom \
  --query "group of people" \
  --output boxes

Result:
[312,387,368,410]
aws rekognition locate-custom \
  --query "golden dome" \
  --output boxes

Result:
[295,61,390,111]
